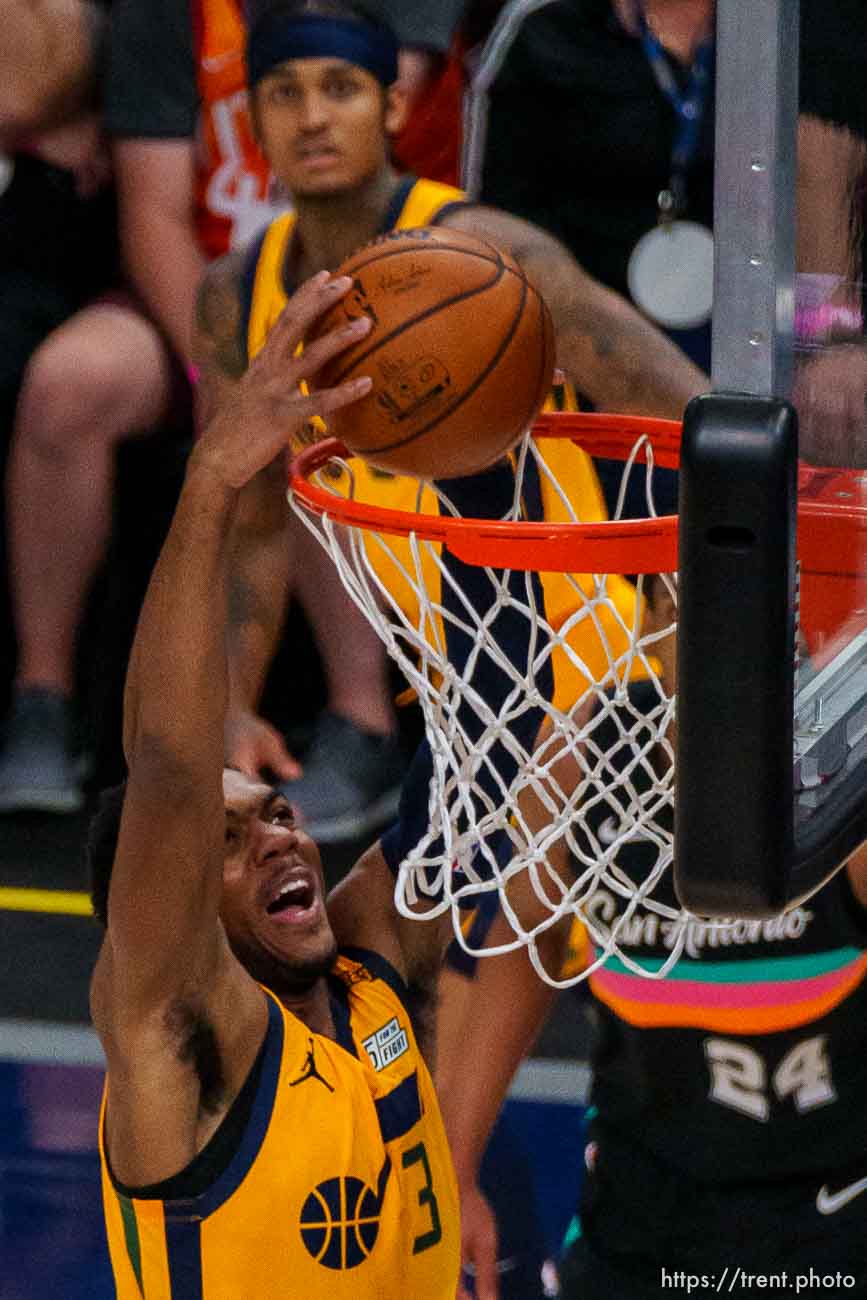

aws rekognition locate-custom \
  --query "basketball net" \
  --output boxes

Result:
[287,413,707,987]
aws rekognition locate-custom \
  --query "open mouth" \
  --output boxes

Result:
[265,877,316,918]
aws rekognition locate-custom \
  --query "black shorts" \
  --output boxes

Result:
[559,1191,867,1300]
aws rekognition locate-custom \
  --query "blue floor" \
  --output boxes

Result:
[0,1060,114,1299]
[0,1051,586,1299]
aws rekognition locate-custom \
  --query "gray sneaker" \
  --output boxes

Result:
[280,711,405,843]
[0,688,84,814]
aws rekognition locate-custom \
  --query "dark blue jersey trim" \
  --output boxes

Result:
[238,227,269,367]
[273,177,422,321]
[239,178,465,376]
[381,174,418,232]
[327,974,360,1059]
[375,1070,422,1143]
[381,458,554,883]
[445,890,501,978]
[164,1212,204,1300]
[339,945,412,1013]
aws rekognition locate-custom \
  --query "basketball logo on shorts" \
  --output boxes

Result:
[299,1163,390,1270]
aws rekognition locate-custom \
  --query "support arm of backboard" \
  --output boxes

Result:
[671,0,867,915]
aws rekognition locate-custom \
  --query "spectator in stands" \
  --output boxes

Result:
[204,0,716,846]
[465,0,714,519]
[0,0,123,812]
[0,0,115,479]
[386,0,467,179]
[105,0,474,844]
[468,0,867,492]
[390,0,476,185]
[109,0,470,842]
[0,0,466,831]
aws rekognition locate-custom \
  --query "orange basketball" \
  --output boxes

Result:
[309,226,555,479]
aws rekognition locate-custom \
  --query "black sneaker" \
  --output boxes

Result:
[0,688,84,814]
[279,711,404,843]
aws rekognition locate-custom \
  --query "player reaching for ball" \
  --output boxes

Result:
[89,273,461,1299]
[194,0,708,789]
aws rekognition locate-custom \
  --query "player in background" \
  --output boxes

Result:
[88,274,460,1299]
[103,0,437,840]
[195,0,710,792]
[438,575,867,1299]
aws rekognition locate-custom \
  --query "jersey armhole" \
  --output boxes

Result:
[105,994,278,1203]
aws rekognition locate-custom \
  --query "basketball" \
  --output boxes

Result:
[308,226,555,479]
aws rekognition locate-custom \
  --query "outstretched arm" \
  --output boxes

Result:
[105,275,372,1023]
[440,204,708,420]
[194,254,302,781]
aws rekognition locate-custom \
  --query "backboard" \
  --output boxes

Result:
[674,1,867,915]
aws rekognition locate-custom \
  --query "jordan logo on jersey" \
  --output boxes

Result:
[290,1037,335,1091]
[362,1017,409,1071]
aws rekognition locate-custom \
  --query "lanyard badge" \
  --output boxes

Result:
[626,2,715,329]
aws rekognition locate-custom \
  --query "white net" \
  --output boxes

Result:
[289,421,700,986]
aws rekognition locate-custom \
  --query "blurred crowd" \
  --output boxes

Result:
[0,0,864,836]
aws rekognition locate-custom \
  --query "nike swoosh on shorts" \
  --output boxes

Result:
[816,1174,867,1215]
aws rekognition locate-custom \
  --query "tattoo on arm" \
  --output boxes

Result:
[442,204,706,413]
[445,206,619,368]
[195,254,248,380]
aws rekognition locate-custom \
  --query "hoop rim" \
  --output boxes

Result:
[288,410,867,575]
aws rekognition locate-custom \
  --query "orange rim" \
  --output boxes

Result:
[288,412,867,576]
[531,410,682,468]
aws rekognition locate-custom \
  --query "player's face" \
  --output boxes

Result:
[219,770,337,985]
[251,57,406,197]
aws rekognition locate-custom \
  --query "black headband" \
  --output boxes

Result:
[247,15,400,88]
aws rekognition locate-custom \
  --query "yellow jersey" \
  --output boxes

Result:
[100,951,460,1298]
[244,175,642,707]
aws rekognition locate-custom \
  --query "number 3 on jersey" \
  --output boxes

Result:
[402,1142,443,1253]
[704,1034,836,1120]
